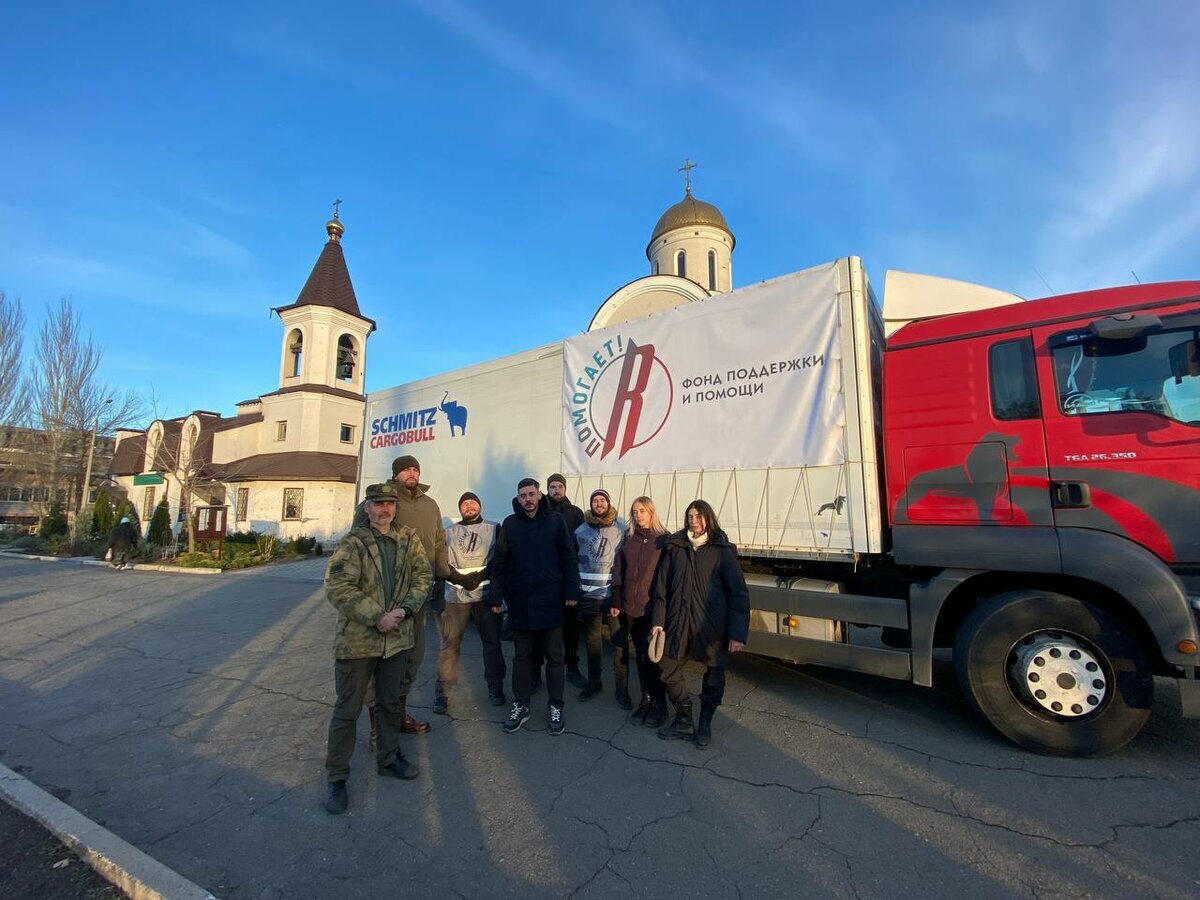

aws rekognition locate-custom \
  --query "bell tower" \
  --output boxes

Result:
[273,204,375,394]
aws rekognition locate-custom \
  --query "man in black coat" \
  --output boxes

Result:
[489,477,581,736]
[545,473,586,686]
[106,516,138,569]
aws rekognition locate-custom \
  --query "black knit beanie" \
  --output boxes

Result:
[392,455,420,476]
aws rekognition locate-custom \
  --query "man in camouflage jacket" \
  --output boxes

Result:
[323,482,433,815]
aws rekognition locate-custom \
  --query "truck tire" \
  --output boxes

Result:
[954,590,1153,757]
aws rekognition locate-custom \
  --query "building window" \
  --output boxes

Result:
[235,487,249,522]
[283,488,303,521]
[142,486,156,521]
[276,421,287,441]
[654,259,659,275]
[288,329,303,378]
[708,250,717,291]
[339,423,354,443]
[676,250,687,279]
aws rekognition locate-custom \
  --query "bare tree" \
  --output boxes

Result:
[0,291,25,427]
[27,297,144,521]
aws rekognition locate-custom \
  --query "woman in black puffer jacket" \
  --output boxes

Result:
[650,499,750,749]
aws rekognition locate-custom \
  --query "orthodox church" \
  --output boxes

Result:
[108,210,374,540]
[589,163,734,329]
[108,169,735,541]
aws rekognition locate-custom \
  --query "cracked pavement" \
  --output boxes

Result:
[1,555,1198,899]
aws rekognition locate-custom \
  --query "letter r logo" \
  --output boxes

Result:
[601,340,656,460]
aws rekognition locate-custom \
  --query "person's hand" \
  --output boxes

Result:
[565,598,578,607]
[490,605,503,614]
[651,625,664,636]
[461,571,485,591]
[728,639,745,654]
[608,607,621,618]
[376,609,404,633]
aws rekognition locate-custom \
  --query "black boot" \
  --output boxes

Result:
[630,692,652,724]
[615,686,633,711]
[325,780,348,815]
[657,698,694,741]
[644,695,667,729]
[695,705,715,749]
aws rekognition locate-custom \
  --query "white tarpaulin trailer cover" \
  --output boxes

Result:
[361,258,884,560]
[562,262,844,474]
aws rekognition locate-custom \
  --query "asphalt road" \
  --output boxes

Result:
[0,554,1197,899]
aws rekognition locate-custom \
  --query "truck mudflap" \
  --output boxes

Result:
[1179,676,1200,719]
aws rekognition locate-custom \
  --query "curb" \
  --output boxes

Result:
[0,763,217,900]
[0,552,222,575]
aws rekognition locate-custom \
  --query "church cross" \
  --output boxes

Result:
[332,198,342,220]
[678,158,697,193]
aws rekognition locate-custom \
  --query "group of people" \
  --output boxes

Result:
[321,456,751,815]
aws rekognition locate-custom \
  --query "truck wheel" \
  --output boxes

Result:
[954,590,1153,757]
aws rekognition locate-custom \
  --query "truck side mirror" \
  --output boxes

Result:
[1168,338,1200,384]
[1088,313,1162,341]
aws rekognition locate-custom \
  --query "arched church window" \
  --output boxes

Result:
[182,423,197,470]
[676,250,687,279]
[708,250,717,291]
[288,329,303,378]
[337,335,357,381]
[146,424,163,471]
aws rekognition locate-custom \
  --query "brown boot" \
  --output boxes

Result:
[399,695,430,734]
[368,706,378,752]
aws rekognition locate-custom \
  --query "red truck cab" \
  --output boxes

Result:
[883,281,1200,755]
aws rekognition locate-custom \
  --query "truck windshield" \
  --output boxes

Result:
[1051,327,1200,425]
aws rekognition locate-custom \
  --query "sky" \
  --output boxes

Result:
[2,1,1198,427]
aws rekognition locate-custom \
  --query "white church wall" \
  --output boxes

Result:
[648,224,733,293]
[232,480,357,542]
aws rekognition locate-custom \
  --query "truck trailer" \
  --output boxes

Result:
[360,258,1200,756]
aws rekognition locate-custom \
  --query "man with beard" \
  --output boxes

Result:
[323,482,432,814]
[353,455,482,741]
[435,491,505,713]
[490,478,581,736]
[573,489,628,707]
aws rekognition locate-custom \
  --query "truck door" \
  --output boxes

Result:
[1034,306,1200,566]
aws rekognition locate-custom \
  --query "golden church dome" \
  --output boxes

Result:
[647,190,735,254]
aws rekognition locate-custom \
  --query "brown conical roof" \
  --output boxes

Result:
[273,216,374,328]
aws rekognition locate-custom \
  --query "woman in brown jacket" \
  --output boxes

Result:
[611,496,668,727]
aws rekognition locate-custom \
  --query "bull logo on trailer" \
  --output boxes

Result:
[367,391,468,450]
[566,334,673,461]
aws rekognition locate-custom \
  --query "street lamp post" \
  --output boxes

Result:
[78,398,113,528]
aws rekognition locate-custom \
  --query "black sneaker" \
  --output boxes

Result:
[548,704,564,736]
[433,695,449,715]
[488,691,507,707]
[565,668,587,688]
[578,684,603,702]
[325,780,348,814]
[503,703,530,733]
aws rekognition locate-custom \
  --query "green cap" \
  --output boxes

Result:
[364,482,400,502]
